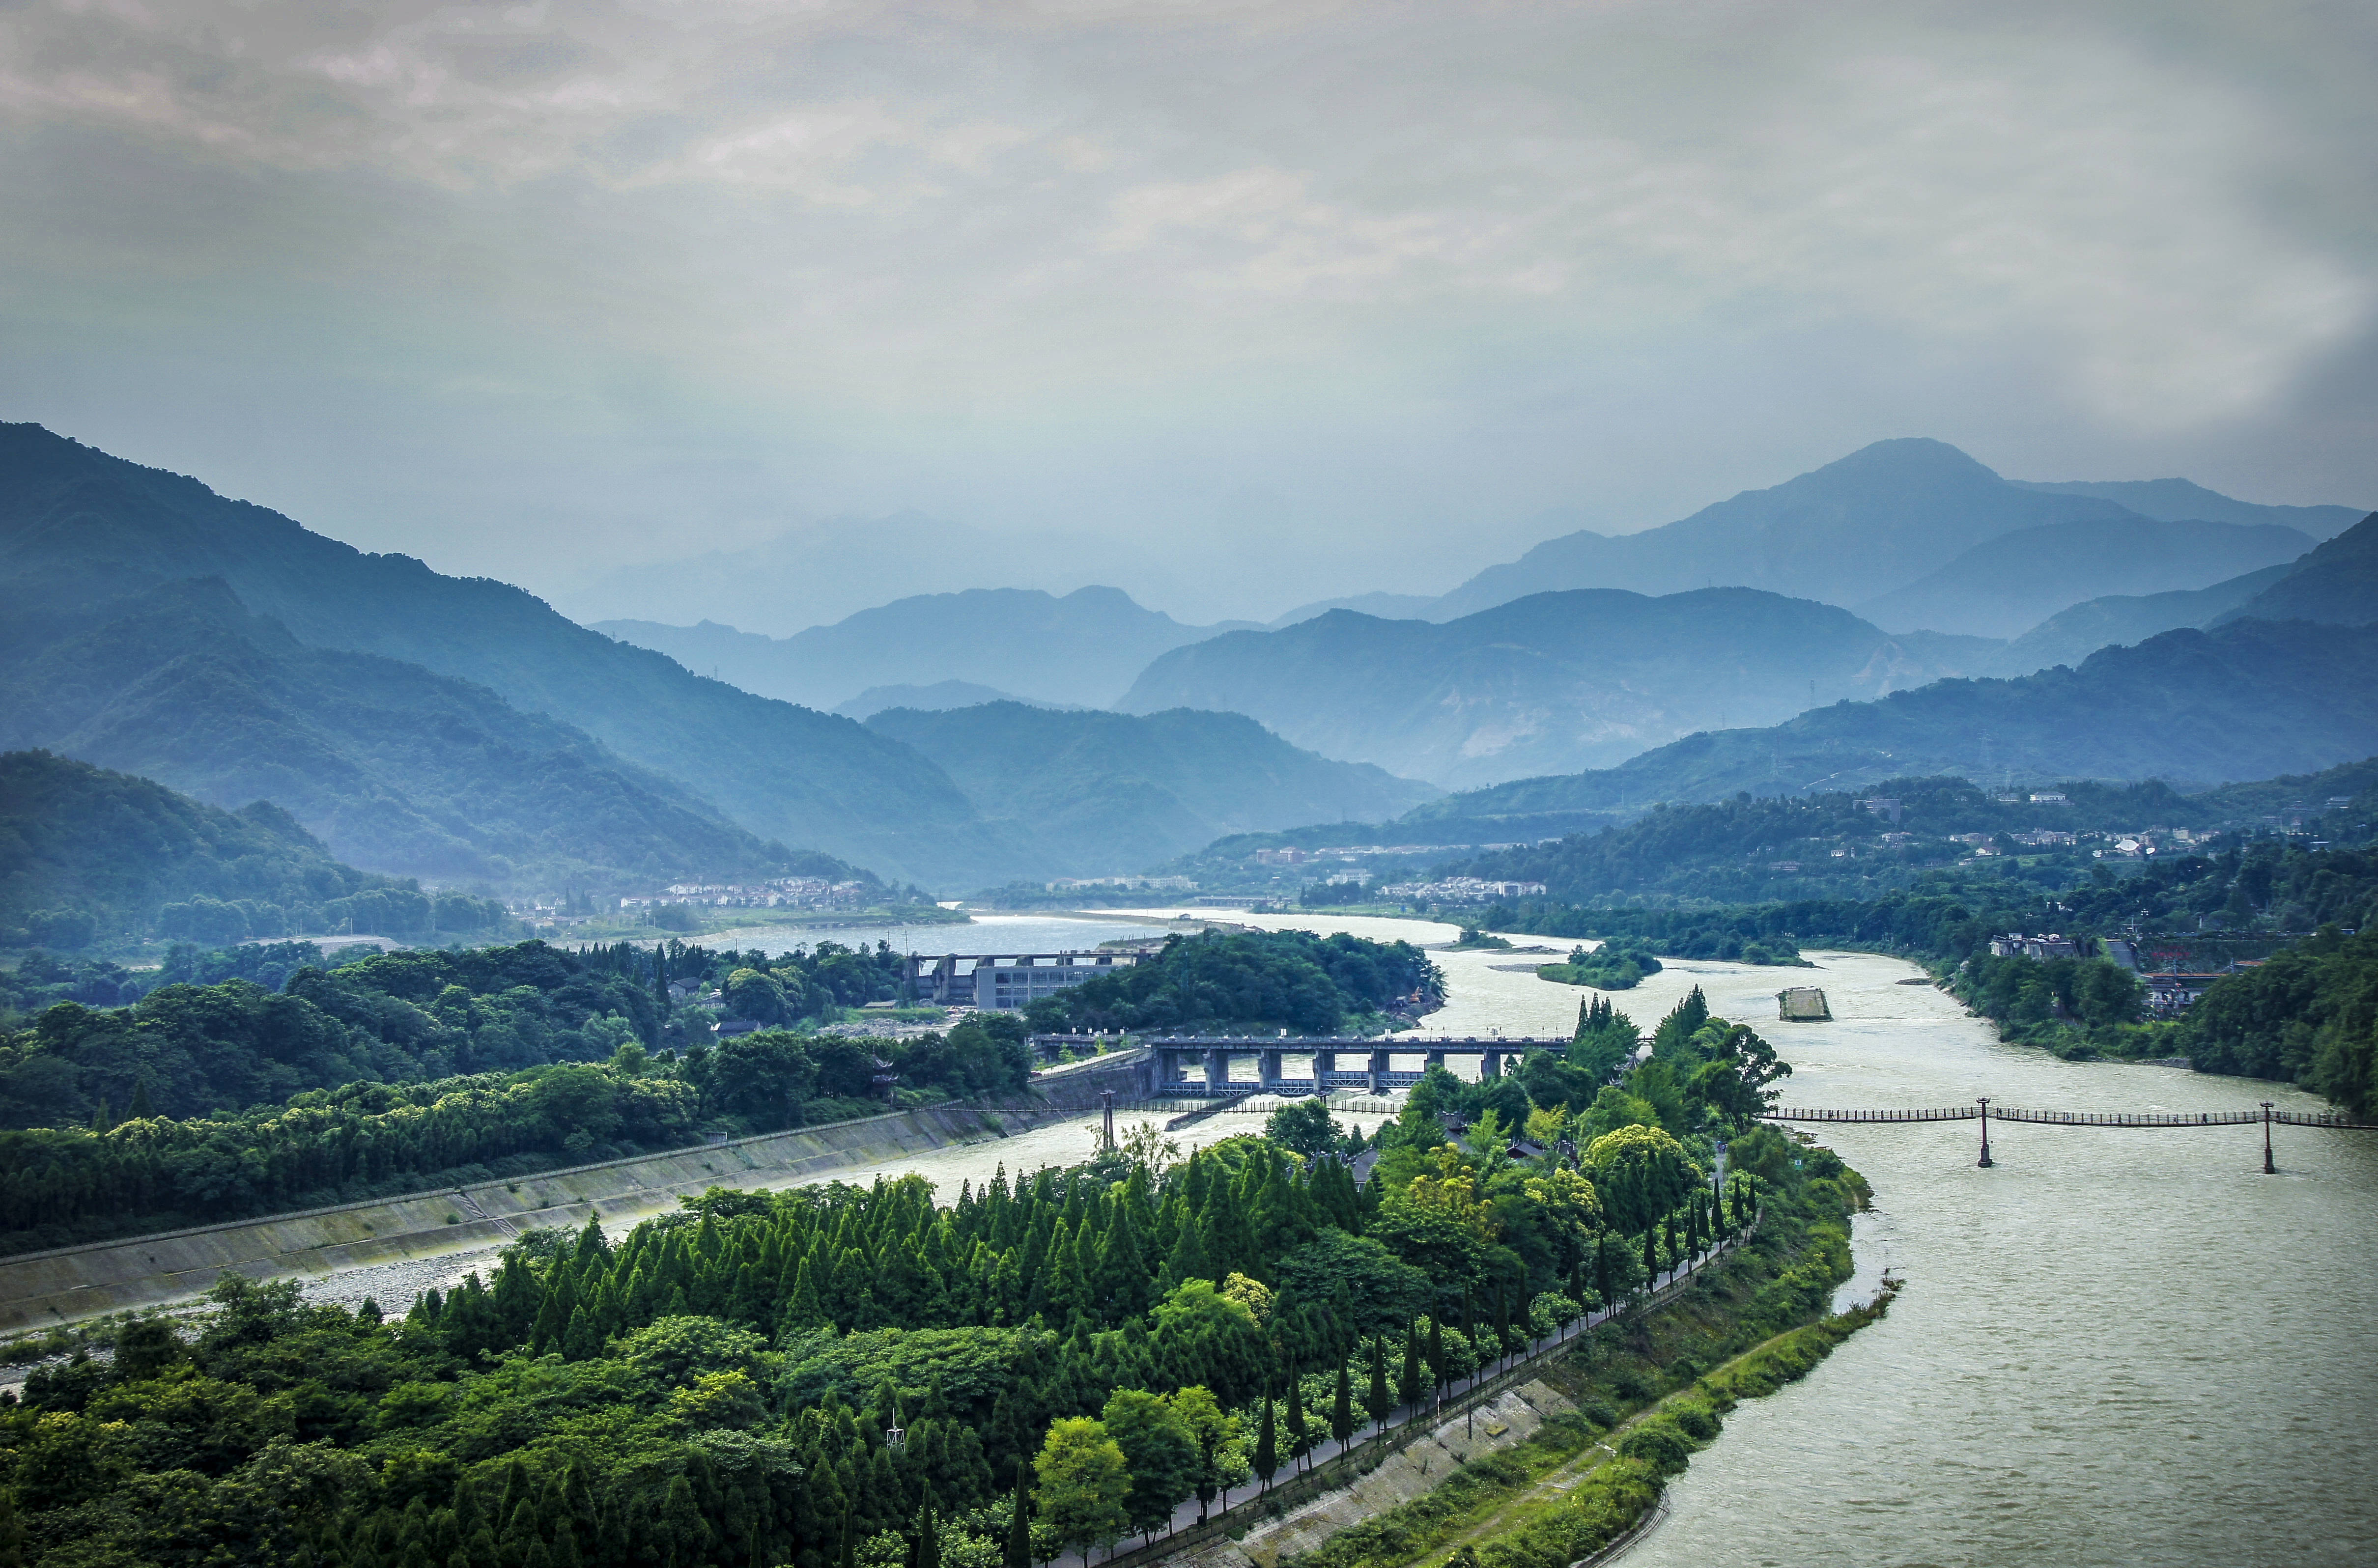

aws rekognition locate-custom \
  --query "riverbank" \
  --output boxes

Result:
[1140,1140,1878,1568]
[0,1096,1075,1335]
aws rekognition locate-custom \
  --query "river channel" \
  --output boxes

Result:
[1185,909,2378,1568]
[311,906,2378,1561]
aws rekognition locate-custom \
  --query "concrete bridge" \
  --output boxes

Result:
[1030,1035,1571,1096]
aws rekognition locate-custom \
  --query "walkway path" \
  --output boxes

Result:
[1087,1223,1759,1568]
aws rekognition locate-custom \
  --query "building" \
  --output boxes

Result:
[905,950,1147,1010]
[1988,933,2081,960]
[2030,791,2068,804]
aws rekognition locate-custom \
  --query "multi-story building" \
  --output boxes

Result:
[905,950,1150,1010]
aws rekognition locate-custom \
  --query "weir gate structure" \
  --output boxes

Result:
[1029,1035,1568,1095]
[1760,1100,2378,1172]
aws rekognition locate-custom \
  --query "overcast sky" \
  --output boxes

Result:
[3,0,2372,624]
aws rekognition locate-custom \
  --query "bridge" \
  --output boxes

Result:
[1030,1034,1569,1096]
[1759,1099,2378,1172]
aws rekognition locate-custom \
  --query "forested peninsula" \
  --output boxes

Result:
[0,974,1870,1568]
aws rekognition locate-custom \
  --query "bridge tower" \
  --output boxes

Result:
[1977,1097,1993,1168]
[2262,1101,2275,1174]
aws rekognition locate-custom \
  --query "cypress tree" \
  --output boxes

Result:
[915,1507,940,1568]
[1284,1368,1307,1471]
[1331,1359,1354,1449]
[1642,1227,1659,1287]
[1367,1337,1390,1438]
[1253,1394,1277,1492]
[1399,1325,1422,1412]
[1004,1462,1032,1568]
[1426,1317,1444,1405]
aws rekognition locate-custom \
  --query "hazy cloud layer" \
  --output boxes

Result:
[2,0,2371,622]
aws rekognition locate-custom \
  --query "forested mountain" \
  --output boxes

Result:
[0,750,432,950]
[2212,511,2378,628]
[833,681,1051,720]
[864,704,1439,876]
[1986,564,2293,674]
[1424,440,2363,629]
[0,424,983,885]
[1427,439,2151,620]
[1118,588,1999,788]
[1851,517,2312,638]
[2011,476,2365,537]
[1438,775,2235,906]
[1392,619,2378,829]
[0,579,826,890]
[599,587,1252,711]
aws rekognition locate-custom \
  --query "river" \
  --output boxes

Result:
[1176,907,2378,1568]
[311,906,2378,1561]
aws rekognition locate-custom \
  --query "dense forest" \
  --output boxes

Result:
[0,975,1848,1568]
[1019,931,1440,1036]
[1485,834,2378,1113]
[1445,764,2378,909]
[0,935,1048,1250]
[0,752,513,952]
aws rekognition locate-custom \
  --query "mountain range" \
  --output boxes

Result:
[1421,439,2362,623]
[0,424,1431,891]
[1118,587,2003,787]
[1392,617,2378,838]
[597,587,1252,711]
[863,704,1439,878]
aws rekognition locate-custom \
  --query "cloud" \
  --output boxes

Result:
[0,0,2372,617]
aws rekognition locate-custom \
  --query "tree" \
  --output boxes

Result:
[1284,1367,1309,1471]
[1584,1124,1697,1236]
[1264,1098,1340,1158]
[916,1507,942,1568]
[1033,1418,1130,1568]
[1399,1325,1423,1411]
[1366,1336,1390,1438]
[1330,1359,1355,1449]
[1004,1463,1032,1568]
[1099,1390,1197,1543]
[1253,1395,1277,1492]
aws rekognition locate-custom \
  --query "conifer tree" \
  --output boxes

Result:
[1284,1368,1308,1471]
[1254,1394,1277,1492]
[1427,1317,1444,1406]
[1004,1462,1033,1568]
[1331,1359,1355,1449]
[1400,1324,1423,1411]
[1367,1336,1391,1438]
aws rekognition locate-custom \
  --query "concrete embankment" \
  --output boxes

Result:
[0,1098,1074,1333]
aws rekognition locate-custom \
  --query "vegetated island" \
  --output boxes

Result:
[0,978,1875,1568]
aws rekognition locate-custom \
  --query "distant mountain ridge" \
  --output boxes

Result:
[1426,439,2146,620]
[0,577,836,888]
[597,587,1256,711]
[1118,585,2003,788]
[864,703,1439,877]
[0,422,984,885]
[1852,516,2313,638]
[1397,618,2378,830]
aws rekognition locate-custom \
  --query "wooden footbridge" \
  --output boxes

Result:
[1758,1098,2378,1171]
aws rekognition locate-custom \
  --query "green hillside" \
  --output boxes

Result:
[2214,510,2378,628]
[0,423,985,885]
[0,750,453,950]
[0,579,843,892]
[1398,618,2378,829]
[866,702,1438,877]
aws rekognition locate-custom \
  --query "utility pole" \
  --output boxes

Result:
[1977,1097,1994,1168]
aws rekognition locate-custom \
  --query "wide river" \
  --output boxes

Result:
[327,906,2378,1562]
[1162,910,2378,1568]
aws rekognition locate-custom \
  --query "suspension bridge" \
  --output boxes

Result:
[1758,1098,2377,1170]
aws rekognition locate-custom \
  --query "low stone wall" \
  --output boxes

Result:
[0,1098,1068,1333]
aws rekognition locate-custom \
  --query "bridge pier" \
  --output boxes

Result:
[1260,1049,1283,1092]
[1313,1049,1336,1079]
[1369,1050,1389,1093]
[1205,1047,1231,1095]
[2263,1101,2276,1174]
[1977,1096,1993,1167]
[1482,1049,1503,1079]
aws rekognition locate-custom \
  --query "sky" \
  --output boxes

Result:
[2,0,2373,627]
